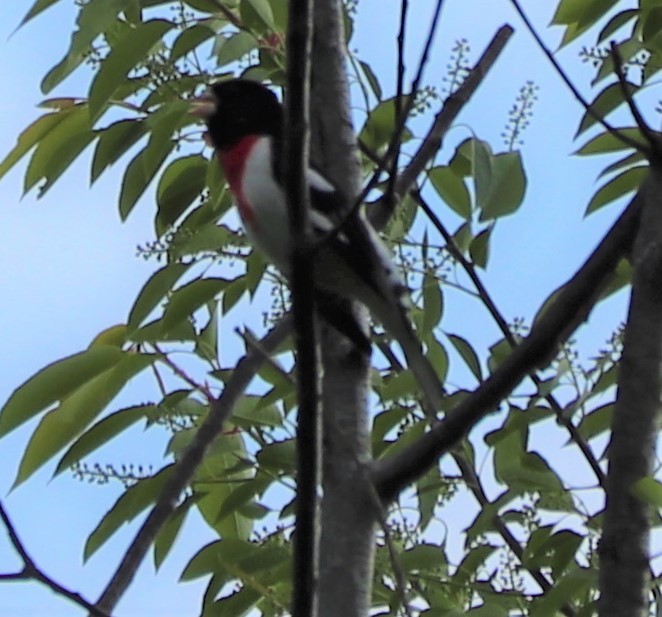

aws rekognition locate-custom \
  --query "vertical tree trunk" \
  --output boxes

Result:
[599,172,662,617]
[310,2,377,616]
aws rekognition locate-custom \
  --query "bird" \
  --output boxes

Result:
[190,78,444,412]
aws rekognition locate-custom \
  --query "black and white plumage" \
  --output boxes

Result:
[191,78,444,411]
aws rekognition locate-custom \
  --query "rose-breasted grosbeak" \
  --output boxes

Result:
[191,78,443,411]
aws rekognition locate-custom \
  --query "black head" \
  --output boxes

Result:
[190,79,283,150]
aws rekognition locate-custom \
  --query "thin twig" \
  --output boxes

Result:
[0,501,112,617]
[93,317,292,615]
[284,0,320,614]
[386,0,410,208]
[509,0,648,154]
[320,0,446,243]
[610,42,662,159]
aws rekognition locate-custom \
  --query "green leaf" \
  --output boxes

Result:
[428,166,471,219]
[24,104,94,197]
[89,19,174,121]
[359,60,382,101]
[221,277,248,314]
[632,476,662,507]
[154,497,192,570]
[577,403,613,440]
[85,464,175,560]
[0,111,72,183]
[131,317,197,343]
[55,404,155,475]
[552,0,620,45]
[531,567,595,616]
[170,23,216,61]
[447,333,482,382]
[195,434,253,540]
[91,119,147,183]
[172,224,238,258]
[597,9,638,43]
[448,138,473,177]
[422,272,443,334]
[14,353,156,486]
[162,277,232,331]
[118,103,189,220]
[19,0,64,27]
[642,7,662,48]
[359,96,412,152]
[215,31,258,66]
[195,301,219,363]
[575,127,646,155]
[155,155,207,234]
[256,439,296,475]
[181,540,226,582]
[215,475,272,523]
[42,0,138,93]
[400,543,446,573]
[593,38,644,85]
[576,80,638,136]
[469,226,491,269]
[585,166,647,215]
[241,0,275,32]
[128,263,191,331]
[0,346,125,438]
[478,150,527,221]
[231,396,283,429]
[454,544,498,585]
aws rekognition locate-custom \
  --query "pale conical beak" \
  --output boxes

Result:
[189,91,217,119]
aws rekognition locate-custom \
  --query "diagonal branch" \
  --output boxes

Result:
[93,317,292,615]
[369,24,514,230]
[414,191,606,487]
[373,178,645,501]
[0,501,112,617]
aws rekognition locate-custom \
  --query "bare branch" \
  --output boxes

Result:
[284,0,321,614]
[373,181,644,501]
[369,24,514,230]
[93,317,292,615]
[386,0,409,210]
[0,501,111,617]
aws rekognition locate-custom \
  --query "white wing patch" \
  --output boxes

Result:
[306,167,336,193]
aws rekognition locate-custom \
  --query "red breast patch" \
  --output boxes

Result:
[217,135,260,224]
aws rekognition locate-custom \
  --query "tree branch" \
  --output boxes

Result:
[598,169,662,617]
[93,317,292,615]
[415,191,606,487]
[373,182,643,501]
[0,501,111,617]
[310,3,377,617]
[508,0,649,154]
[284,0,321,614]
[369,24,513,230]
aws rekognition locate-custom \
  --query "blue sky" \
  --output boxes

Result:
[0,1,639,615]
